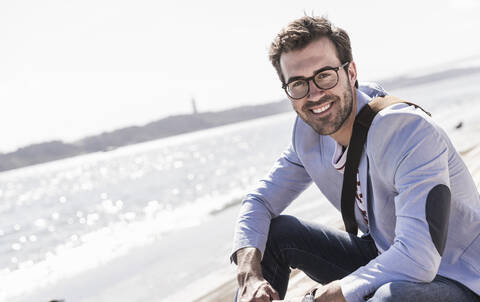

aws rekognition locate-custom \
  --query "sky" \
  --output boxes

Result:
[1,0,480,153]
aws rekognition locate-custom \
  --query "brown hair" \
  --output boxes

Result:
[269,16,357,87]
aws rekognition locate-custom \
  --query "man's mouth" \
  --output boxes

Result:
[310,102,332,114]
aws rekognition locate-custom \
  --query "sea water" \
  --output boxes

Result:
[2,72,480,301]
[0,111,298,301]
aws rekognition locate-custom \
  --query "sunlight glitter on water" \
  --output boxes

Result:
[0,112,297,300]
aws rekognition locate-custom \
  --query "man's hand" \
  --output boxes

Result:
[312,281,346,302]
[236,247,280,302]
[238,279,280,302]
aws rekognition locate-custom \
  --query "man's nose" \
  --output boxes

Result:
[307,80,325,100]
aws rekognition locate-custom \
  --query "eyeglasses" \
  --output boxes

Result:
[282,61,350,100]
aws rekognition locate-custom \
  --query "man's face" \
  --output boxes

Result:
[279,37,357,136]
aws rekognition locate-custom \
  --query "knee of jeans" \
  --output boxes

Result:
[267,215,300,244]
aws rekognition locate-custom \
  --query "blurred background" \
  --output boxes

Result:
[1,0,480,301]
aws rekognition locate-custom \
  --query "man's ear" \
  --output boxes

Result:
[347,61,358,88]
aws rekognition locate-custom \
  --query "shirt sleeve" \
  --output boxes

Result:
[230,143,312,263]
[340,106,451,302]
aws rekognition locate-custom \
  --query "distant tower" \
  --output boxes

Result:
[191,97,198,114]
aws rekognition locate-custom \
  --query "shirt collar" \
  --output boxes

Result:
[355,88,372,116]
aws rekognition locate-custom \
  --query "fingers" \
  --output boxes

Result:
[264,283,280,300]
[239,280,280,302]
[253,282,275,301]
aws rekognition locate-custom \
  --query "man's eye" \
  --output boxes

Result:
[316,72,332,80]
[291,81,306,88]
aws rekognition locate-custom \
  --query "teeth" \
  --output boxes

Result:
[312,103,331,114]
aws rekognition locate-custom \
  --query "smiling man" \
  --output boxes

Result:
[281,38,355,146]
[231,16,480,302]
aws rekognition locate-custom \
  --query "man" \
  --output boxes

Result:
[231,16,480,302]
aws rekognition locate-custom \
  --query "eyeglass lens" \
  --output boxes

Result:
[286,69,338,99]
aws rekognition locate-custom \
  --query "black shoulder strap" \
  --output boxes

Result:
[340,96,430,235]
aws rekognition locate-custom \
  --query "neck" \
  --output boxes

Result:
[331,90,357,147]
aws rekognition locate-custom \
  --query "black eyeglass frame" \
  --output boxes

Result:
[282,61,350,100]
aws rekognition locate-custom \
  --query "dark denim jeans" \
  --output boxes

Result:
[234,215,479,301]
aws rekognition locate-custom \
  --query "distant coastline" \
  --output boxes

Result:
[0,100,291,172]
[2,65,480,172]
